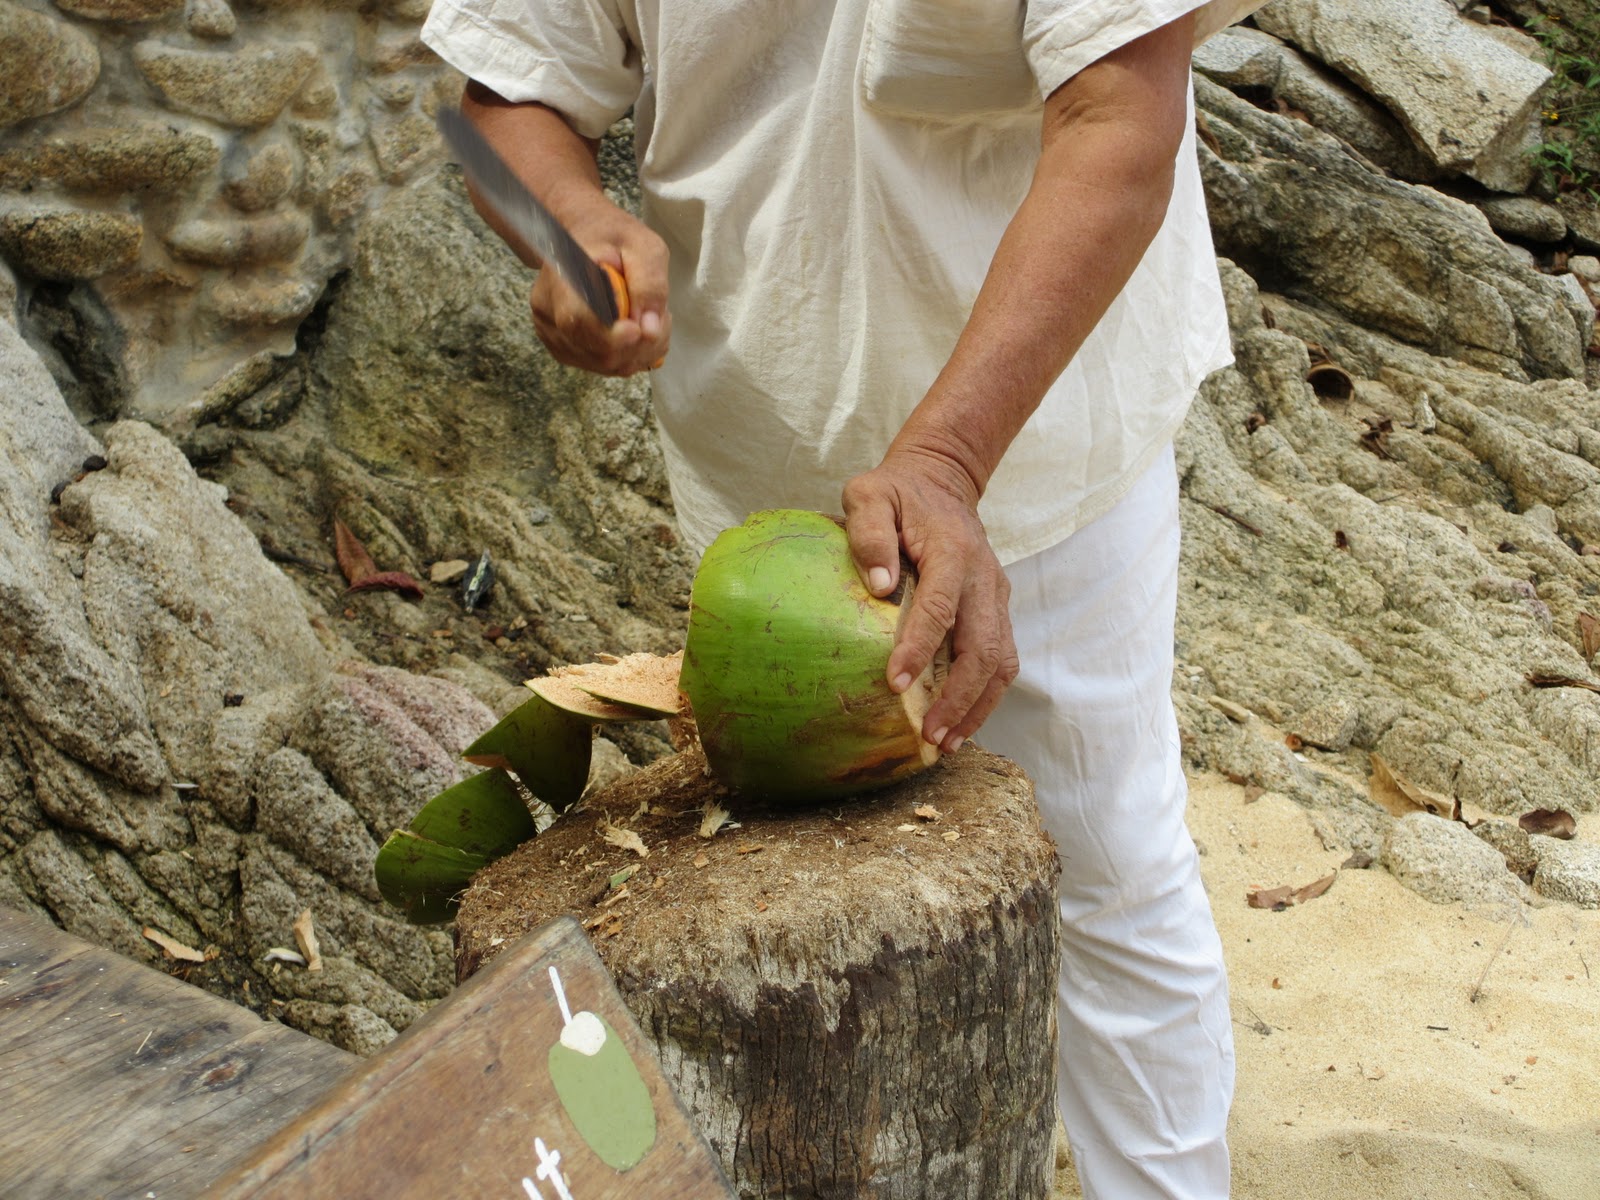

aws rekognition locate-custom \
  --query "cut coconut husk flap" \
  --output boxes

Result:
[405,767,536,859]
[558,650,684,717]
[527,673,664,722]
[374,830,489,925]
[465,691,591,813]
[680,509,943,803]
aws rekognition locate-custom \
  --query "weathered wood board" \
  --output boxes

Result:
[0,905,355,1199]
[213,915,734,1200]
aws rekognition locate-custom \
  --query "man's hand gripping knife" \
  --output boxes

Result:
[842,13,1197,755]
[459,82,671,378]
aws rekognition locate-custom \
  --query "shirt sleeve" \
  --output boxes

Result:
[1024,0,1266,99]
[421,0,642,139]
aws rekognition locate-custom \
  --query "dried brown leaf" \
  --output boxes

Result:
[1527,672,1600,693]
[1518,808,1577,840]
[1368,755,1458,821]
[346,570,424,599]
[333,518,379,587]
[143,926,206,964]
[914,804,941,822]
[693,852,709,869]
[1247,885,1295,911]
[1293,872,1337,905]
[292,909,323,972]
[1579,613,1600,661]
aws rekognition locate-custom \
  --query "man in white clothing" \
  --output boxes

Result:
[423,1,1251,1194]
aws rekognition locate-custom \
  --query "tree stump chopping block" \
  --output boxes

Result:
[455,744,1061,1200]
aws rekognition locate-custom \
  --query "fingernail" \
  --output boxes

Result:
[892,672,912,693]
[930,726,948,747]
[641,310,662,338]
[868,566,891,594]
[947,735,964,754]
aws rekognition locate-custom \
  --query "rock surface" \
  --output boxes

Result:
[0,319,505,1048]
[1253,0,1550,189]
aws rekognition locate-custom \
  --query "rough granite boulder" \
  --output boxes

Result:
[1253,0,1551,190]
[0,318,520,1051]
[1197,77,1587,381]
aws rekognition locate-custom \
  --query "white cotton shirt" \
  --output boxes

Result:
[423,0,1260,562]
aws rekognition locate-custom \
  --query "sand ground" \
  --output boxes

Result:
[1051,774,1600,1199]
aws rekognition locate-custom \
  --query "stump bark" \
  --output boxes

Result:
[455,744,1061,1200]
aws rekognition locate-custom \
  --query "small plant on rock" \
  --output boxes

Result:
[1528,9,1600,200]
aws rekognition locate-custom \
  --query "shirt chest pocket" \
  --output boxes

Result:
[859,0,1040,122]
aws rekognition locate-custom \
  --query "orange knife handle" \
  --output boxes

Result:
[600,262,630,321]
[599,262,665,369]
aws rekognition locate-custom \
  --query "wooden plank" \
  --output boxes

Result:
[0,905,355,1199]
[213,916,734,1200]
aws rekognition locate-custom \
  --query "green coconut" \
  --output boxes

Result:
[680,508,942,802]
[375,509,944,921]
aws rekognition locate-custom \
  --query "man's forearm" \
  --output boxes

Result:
[459,83,607,269]
[887,15,1197,501]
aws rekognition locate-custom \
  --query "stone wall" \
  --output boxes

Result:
[0,0,459,421]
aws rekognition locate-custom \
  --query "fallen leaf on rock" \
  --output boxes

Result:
[347,570,424,598]
[334,518,423,597]
[942,830,960,843]
[601,825,650,858]
[693,852,709,869]
[897,823,918,832]
[1369,754,1458,820]
[735,843,764,855]
[333,518,378,586]
[292,909,323,972]
[430,559,470,584]
[914,804,942,822]
[143,927,206,964]
[1341,850,1374,870]
[698,805,731,839]
[1527,672,1600,694]
[1519,808,1577,839]
[1580,613,1600,660]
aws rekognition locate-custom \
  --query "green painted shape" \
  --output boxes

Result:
[547,1016,658,1172]
[681,508,924,801]
[373,830,487,925]
[464,691,591,812]
[406,767,536,859]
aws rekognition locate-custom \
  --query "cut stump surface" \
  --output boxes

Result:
[456,744,1061,1200]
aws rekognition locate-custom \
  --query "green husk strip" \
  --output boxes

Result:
[680,509,939,802]
[374,830,488,925]
[405,767,535,858]
[464,691,591,813]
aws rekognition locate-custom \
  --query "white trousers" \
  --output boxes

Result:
[978,444,1234,1199]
